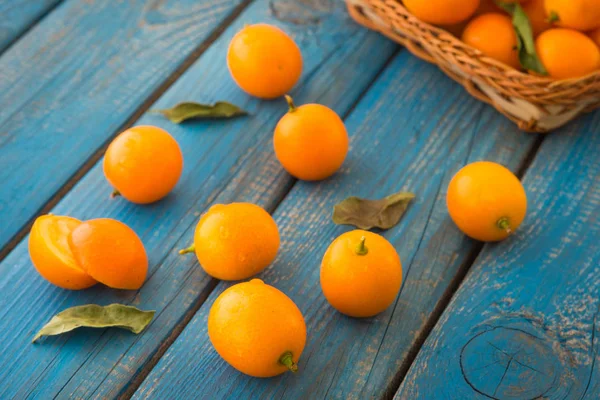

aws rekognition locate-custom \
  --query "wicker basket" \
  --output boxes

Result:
[346,0,600,132]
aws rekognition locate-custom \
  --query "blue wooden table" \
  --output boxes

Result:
[0,1,598,399]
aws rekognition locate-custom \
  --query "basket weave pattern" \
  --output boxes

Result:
[346,0,600,132]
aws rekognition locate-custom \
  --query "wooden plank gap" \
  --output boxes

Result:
[514,134,546,179]
[0,0,65,54]
[0,0,255,264]
[380,242,484,400]
[116,278,219,400]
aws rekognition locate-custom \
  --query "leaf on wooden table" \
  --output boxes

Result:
[332,191,415,230]
[32,304,155,343]
[495,1,548,75]
[152,101,248,123]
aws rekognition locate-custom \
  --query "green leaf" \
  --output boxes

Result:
[32,304,155,343]
[152,101,248,123]
[332,191,415,230]
[495,1,548,75]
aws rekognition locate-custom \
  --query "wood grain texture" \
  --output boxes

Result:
[0,0,62,52]
[131,51,538,400]
[395,110,600,399]
[0,1,397,398]
[0,0,247,253]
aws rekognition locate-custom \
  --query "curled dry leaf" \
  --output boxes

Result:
[32,304,155,343]
[332,191,415,230]
[152,101,248,123]
[495,1,548,74]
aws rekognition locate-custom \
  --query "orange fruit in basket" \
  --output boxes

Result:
[104,125,183,204]
[403,0,480,25]
[320,230,403,318]
[208,279,306,377]
[523,0,553,37]
[69,218,148,290]
[589,28,600,47]
[536,29,600,79]
[447,161,527,242]
[462,14,521,69]
[180,203,280,281]
[274,95,348,181]
[29,215,98,290]
[544,0,600,31]
[227,24,303,99]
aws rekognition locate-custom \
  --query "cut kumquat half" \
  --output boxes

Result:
[29,215,98,290]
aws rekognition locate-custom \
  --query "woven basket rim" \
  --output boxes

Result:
[367,0,600,87]
[347,0,600,132]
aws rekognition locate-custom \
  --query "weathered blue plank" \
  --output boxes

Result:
[132,50,538,399]
[396,111,600,399]
[0,0,247,252]
[0,0,62,52]
[0,1,397,398]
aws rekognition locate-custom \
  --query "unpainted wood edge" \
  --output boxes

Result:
[0,0,255,264]
[381,134,546,400]
[0,0,65,54]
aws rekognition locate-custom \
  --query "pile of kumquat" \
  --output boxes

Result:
[29,22,530,378]
[404,0,600,79]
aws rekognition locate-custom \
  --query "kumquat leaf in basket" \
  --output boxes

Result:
[495,1,548,75]
[152,101,248,123]
[332,191,415,230]
[32,304,155,343]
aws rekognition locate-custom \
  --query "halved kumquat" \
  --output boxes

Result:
[68,218,148,290]
[29,215,98,290]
